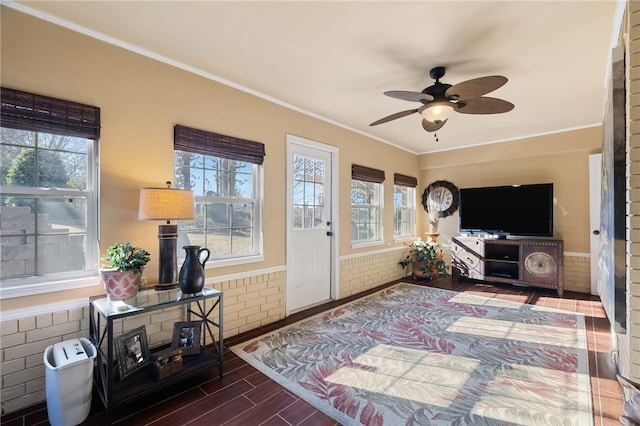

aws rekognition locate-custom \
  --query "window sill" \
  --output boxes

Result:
[394,236,417,243]
[351,241,384,249]
[0,274,100,299]
[195,254,265,269]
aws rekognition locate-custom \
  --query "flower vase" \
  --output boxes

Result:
[178,246,210,294]
[425,232,439,243]
[101,269,141,301]
[411,261,428,279]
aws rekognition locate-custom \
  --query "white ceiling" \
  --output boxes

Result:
[7,1,622,154]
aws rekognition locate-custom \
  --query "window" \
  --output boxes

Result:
[0,88,100,297]
[351,164,384,245]
[292,154,325,230]
[394,173,417,239]
[173,125,265,264]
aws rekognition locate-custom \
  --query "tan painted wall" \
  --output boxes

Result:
[0,5,615,414]
[417,127,602,253]
[0,6,603,309]
[0,8,418,311]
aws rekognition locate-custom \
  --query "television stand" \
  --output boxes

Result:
[451,236,564,296]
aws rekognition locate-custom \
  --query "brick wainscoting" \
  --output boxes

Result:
[0,249,591,415]
[563,252,592,294]
[0,269,285,415]
[339,246,409,298]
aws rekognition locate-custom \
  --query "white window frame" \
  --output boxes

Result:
[394,184,416,241]
[174,150,264,267]
[351,179,384,247]
[0,131,99,299]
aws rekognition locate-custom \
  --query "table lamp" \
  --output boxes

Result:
[138,181,195,290]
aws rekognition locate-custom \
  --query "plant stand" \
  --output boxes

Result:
[411,260,440,279]
[89,287,223,424]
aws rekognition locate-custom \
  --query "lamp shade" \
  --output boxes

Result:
[420,102,454,123]
[138,187,195,221]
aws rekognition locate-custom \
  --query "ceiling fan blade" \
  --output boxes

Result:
[370,108,419,126]
[456,97,515,114]
[384,91,434,103]
[445,76,508,99]
[422,118,447,132]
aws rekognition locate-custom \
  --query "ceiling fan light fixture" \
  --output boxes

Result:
[372,67,512,133]
[420,102,454,124]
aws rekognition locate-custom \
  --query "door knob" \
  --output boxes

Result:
[326,231,333,236]
[592,230,600,236]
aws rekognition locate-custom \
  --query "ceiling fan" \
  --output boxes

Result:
[370,66,514,133]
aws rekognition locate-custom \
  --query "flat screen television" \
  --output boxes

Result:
[458,183,553,237]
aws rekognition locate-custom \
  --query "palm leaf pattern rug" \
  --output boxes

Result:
[231,283,592,425]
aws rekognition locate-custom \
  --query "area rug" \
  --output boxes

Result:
[231,283,593,425]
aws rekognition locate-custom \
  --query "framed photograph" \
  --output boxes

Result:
[114,326,150,380]
[172,321,201,356]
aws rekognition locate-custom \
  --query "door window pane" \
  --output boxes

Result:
[292,154,325,230]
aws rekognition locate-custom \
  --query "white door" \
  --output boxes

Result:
[286,136,336,313]
[589,153,602,295]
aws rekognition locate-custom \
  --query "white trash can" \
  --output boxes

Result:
[44,337,96,426]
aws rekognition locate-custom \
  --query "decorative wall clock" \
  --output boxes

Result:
[524,251,556,278]
[422,180,459,218]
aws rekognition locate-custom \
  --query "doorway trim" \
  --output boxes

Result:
[589,153,602,296]
[285,134,339,315]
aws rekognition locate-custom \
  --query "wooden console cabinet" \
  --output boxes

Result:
[451,236,564,296]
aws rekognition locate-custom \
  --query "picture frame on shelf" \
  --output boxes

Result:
[172,321,201,356]
[114,326,150,380]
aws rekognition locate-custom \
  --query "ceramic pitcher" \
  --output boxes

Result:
[178,245,210,294]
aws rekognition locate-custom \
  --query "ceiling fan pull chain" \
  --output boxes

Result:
[434,132,439,142]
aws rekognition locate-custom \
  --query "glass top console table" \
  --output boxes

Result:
[89,287,223,424]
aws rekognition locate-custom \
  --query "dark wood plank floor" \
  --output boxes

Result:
[1,277,624,425]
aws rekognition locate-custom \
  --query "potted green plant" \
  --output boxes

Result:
[101,242,150,300]
[399,237,448,279]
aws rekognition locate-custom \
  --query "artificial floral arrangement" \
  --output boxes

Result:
[100,242,151,300]
[102,242,150,273]
[399,237,448,279]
